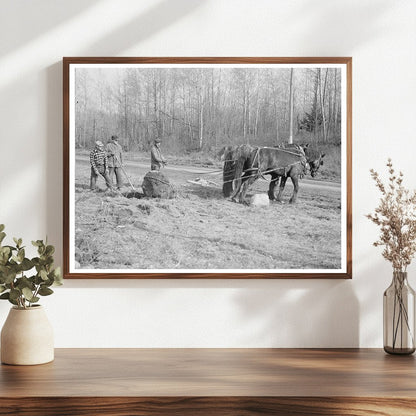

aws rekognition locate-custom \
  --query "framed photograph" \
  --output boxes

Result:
[63,57,352,279]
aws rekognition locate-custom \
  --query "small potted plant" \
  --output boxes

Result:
[0,224,62,365]
[367,159,416,354]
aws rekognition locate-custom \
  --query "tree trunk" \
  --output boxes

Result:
[319,68,328,142]
[333,69,339,141]
[243,72,248,142]
[313,70,319,142]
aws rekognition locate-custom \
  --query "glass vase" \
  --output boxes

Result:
[383,271,415,355]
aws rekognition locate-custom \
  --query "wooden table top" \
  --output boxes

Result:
[1,348,415,398]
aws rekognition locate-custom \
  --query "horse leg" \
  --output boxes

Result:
[231,183,241,203]
[276,176,287,202]
[243,177,259,204]
[231,173,247,203]
[289,175,299,204]
[268,174,279,200]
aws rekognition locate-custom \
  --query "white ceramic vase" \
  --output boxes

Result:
[1,305,54,365]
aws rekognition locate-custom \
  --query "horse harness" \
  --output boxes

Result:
[243,146,306,182]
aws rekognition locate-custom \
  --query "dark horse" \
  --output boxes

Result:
[304,146,326,178]
[220,144,254,197]
[272,143,326,203]
[230,146,307,204]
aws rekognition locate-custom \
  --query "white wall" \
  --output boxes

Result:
[1,0,415,347]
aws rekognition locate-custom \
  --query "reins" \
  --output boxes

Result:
[241,147,305,183]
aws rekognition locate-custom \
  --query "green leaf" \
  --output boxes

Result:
[43,256,54,266]
[13,237,22,248]
[20,258,33,271]
[38,287,53,296]
[22,287,34,301]
[17,248,25,263]
[34,274,43,285]
[2,271,17,285]
[0,285,6,294]
[8,297,18,306]
[17,276,35,291]
[3,245,17,251]
[45,245,55,256]
[0,232,6,244]
[39,269,48,281]
[32,240,43,247]
[52,267,63,285]
[9,288,21,301]
[0,248,10,265]
[0,224,5,232]
[0,246,10,255]
[0,292,9,299]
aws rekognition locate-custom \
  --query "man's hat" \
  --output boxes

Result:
[111,135,118,140]
[95,140,104,147]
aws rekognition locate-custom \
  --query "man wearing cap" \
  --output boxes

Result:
[90,141,112,190]
[150,138,167,171]
[106,135,124,189]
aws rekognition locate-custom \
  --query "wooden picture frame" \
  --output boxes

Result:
[63,57,352,279]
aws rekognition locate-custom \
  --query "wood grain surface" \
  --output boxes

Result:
[1,348,414,415]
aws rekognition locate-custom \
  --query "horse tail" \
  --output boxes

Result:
[222,146,237,197]
[230,145,257,198]
[230,153,246,198]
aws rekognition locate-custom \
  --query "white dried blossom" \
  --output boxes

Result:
[367,159,416,272]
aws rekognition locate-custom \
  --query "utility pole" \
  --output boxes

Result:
[288,68,294,144]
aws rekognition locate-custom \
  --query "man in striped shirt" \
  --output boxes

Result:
[90,141,112,191]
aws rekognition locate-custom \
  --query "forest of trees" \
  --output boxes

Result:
[75,66,342,154]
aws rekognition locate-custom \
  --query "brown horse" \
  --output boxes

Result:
[221,144,254,197]
[277,143,325,177]
[272,143,326,203]
[304,146,326,178]
[231,146,307,204]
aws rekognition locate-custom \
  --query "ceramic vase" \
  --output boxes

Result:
[1,305,54,365]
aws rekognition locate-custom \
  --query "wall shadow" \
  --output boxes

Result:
[82,0,206,55]
[232,279,359,347]
[0,0,101,56]
[288,0,394,52]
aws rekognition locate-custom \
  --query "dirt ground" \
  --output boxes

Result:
[74,157,342,271]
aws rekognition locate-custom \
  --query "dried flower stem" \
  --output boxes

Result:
[366,159,416,272]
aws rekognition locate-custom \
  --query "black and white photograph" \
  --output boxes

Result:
[63,58,352,278]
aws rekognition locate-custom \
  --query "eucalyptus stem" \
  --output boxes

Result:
[0,225,62,309]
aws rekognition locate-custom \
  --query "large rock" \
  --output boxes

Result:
[142,171,175,199]
[250,193,269,207]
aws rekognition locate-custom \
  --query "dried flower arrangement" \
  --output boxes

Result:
[367,159,416,272]
[367,159,416,354]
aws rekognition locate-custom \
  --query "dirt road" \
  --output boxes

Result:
[76,155,340,193]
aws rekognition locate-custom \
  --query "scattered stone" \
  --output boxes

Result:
[137,202,152,215]
[142,171,175,199]
[125,191,143,199]
[250,194,269,207]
